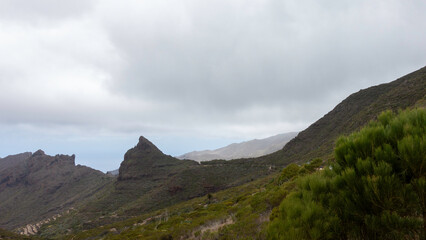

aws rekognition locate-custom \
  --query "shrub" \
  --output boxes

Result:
[267,108,425,239]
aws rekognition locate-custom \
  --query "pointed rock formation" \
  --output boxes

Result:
[135,136,162,154]
[118,136,195,181]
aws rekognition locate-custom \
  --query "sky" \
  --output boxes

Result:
[0,0,425,172]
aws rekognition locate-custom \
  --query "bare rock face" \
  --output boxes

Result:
[134,136,162,154]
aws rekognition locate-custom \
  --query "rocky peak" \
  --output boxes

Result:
[121,136,165,166]
[32,150,45,157]
[118,136,182,181]
[29,151,75,167]
[135,136,163,154]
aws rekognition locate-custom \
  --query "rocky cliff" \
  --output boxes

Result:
[0,151,113,230]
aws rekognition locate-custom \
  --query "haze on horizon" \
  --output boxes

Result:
[0,0,425,172]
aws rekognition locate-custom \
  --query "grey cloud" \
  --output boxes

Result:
[0,0,425,142]
[103,0,426,124]
[0,0,95,23]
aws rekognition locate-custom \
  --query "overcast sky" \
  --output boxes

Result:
[0,0,425,171]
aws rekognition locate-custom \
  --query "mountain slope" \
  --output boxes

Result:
[242,65,426,166]
[177,132,297,161]
[0,150,113,230]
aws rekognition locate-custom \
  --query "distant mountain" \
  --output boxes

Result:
[104,132,297,174]
[0,150,113,230]
[106,169,119,176]
[177,132,297,161]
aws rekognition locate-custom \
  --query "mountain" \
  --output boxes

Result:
[106,169,119,176]
[279,65,426,164]
[0,150,113,230]
[239,65,426,167]
[177,132,297,161]
[60,110,426,240]
[68,137,275,229]
[29,66,426,238]
[104,132,297,175]
[51,66,426,240]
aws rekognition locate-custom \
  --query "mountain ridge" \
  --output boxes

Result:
[0,150,113,230]
[177,132,297,161]
[240,65,426,166]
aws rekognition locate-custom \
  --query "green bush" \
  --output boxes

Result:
[277,164,300,184]
[267,108,425,240]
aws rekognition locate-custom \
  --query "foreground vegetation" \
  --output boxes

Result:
[46,158,319,240]
[269,109,425,239]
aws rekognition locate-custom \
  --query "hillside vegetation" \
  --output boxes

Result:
[42,159,323,240]
[268,108,425,239]
[46,108,425,239]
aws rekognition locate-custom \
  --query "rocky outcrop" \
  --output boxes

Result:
[0,150,76,191]
[0,151,113,230]
[80,135,274,223]
[118,136,195,181]
[17,208,75,236]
